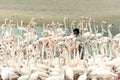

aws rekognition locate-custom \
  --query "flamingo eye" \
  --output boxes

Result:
[20,65,23,68]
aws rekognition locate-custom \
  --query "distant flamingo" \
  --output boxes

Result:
[63,17,69,31]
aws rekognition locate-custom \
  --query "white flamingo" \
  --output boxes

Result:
[1,67,19,80]
[63,17,69,31]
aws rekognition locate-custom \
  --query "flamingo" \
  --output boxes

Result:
[107,24,113,38]
[18,70,41,80]
[63,17,69,31]
[1,67,19,80]
[64,64,74,80]
[112,42,120,58]
[17,20,27,35]
[1,18,9,34]
[101,21,107,36]
[18,75,29,80]
[1,17,120,80]
[78,72,87,80]
[89,66,118,80]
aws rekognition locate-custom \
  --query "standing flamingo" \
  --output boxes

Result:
[63,17,69,31]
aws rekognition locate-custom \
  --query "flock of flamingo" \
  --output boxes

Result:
[0,16,120,80]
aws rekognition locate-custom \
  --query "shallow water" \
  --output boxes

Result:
[0,24,119,39]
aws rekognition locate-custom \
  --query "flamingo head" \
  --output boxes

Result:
[108,24,113,28]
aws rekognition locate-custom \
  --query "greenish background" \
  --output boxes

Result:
[0,0,120,34]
